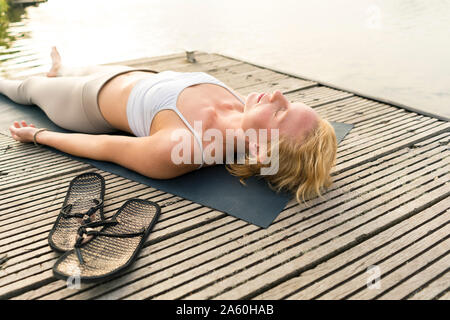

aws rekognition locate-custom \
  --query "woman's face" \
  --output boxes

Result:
[242,90,319,141]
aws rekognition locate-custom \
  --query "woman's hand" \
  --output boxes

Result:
[9,120,39,143]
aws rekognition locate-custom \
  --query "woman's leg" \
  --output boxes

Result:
[0,47,131,133]
[0,75,109,133]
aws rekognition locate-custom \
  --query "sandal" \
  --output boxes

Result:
[48,172,106,252]
[53,198,160,283]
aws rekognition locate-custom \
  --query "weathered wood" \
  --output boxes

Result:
[8,131,448,298]
[437,290,450,300]
[60,137,449,299]
[316,218,450,299]
[10,0,47,5]
[255,201,449,299]
[15,215,248,300]
[1,51,449,300]
[334,121,450,174]
[408,272,450,300]
[354,242,449,300]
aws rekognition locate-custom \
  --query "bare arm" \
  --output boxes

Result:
[36,131,195,179]
[35,130,123,161]
[9,121,196,179]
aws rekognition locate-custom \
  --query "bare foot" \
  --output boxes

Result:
[47,46,62,77]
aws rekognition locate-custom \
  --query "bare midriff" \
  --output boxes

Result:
[98,71,245,136]
[98,71,154,133]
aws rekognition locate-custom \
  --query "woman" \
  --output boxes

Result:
[2,47,337,203]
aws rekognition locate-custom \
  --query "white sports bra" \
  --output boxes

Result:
[126,71,245,169]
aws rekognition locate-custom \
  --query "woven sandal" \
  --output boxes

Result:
[53,198,160,283]
[48,172,106,253]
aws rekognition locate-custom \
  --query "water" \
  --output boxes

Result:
[1,0,449,119]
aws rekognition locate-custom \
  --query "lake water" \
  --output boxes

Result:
[1,0,449,119]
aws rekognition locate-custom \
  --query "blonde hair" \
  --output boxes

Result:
[226,118,337,204]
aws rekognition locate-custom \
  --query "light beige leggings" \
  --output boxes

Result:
[0,64,139,133]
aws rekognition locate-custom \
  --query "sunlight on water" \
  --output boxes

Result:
[1,0,449,118]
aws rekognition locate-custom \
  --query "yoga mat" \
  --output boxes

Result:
[0,94,353,228]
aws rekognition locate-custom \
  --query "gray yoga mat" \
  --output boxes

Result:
[0,94,353,228]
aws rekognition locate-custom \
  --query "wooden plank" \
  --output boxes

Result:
[302,217,450,299]
[66,139,449,299]
[14,215,248,300]
[314,96,384,117]
[0,188,172,262]
[3,191,189,271]
[1,55,40,68]
[11,0,47,5]
[0,194,186,281]
[30,133,444,300]
[334,121,450,174]
[174,138,448,300]
[215,69,287,90]
[7,210,239,300]
[286,86,354,108]
[336,114,436,155]
[2,150,446,300]
[0,172,117,214]
[438,290,450,300]
[0,153,76,173]
[235,76,315,96]
[141,54,240,73]
[22,144,426,293]
[0,186,166,255]
[316,98,405,128]
[326,104,405,130]
[0,170,185,230]
[407,270,450,300]
[0,147,239,300]
[337,113,418,148]
[207,62,263,78]
[0,143,51,160]
[0,191,182,298]
[255,201,449,299]
[209,180,449,300]
[354,244,449,300]
[336,117,437,159]
[1,60,43,74]
[0,51,36,63]
[0,177,150,234]
[0,161,92,192]
[1,51,449,300]
[107,52,198,68]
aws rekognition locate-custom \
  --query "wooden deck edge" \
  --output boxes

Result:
[214,52,450,122]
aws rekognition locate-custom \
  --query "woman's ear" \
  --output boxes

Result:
[249,141,269,164]
[249,141,258,158]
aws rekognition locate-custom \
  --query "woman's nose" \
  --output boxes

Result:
[270,90,283,102]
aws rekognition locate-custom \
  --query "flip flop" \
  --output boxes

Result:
[53,198,160,283]
[48,172,106,252]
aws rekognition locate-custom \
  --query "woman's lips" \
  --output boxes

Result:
[257,93,265,103]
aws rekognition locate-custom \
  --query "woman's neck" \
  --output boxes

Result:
[205,101,251,161]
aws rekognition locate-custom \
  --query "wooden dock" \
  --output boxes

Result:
[9,0,47,6]
[0,51,449,300]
